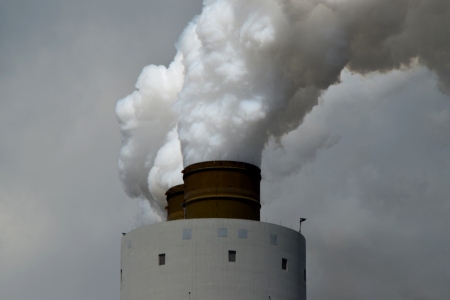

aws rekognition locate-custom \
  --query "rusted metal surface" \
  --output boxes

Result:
[165,184,185,221]
[181,160,261,221]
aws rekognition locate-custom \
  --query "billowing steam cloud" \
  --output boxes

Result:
[116,0,450,222]
[115,54,184,217]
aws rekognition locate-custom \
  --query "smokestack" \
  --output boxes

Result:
[165,184,185,221]
[165,161,261,221]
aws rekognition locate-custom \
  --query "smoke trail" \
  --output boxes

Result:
[116,0,450,222]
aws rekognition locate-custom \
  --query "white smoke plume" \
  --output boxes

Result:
[116,0,450,222]
[148,127,184,210]
[115,53,184,220]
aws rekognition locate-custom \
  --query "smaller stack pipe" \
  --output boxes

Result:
[165,184,185,221]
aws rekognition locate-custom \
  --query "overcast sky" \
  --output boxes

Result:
[1,1,449,300]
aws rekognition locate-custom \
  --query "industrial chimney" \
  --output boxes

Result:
[165,184,185,221]
[182,160,261,220]
[121,161,306,300]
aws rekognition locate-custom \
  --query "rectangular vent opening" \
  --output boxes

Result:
[159,254,166,266]
[282,258,288,270]
[228,250,236,262]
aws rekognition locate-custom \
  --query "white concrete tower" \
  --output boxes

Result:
[120,161,306,300]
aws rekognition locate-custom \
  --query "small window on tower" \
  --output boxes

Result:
[270,233,277,245]
[182,228,192,240]
[159,254,166,265]
[228,250,236,262]
[282,258,288,270]
[238,229,247,238]
[217,228,228,237]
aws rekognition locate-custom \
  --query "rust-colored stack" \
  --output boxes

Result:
[165,161,261,221]
[165,184,185,221]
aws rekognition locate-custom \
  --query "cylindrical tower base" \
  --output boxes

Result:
[121,219,306,300]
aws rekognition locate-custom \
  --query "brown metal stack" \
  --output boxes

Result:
[165,161,261,221]
[165,184,185,221]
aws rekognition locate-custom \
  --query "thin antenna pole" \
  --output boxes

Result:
[299,218,307,233]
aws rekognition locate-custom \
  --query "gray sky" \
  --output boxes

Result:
[0,1,449,300]
[0,1,202,299]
